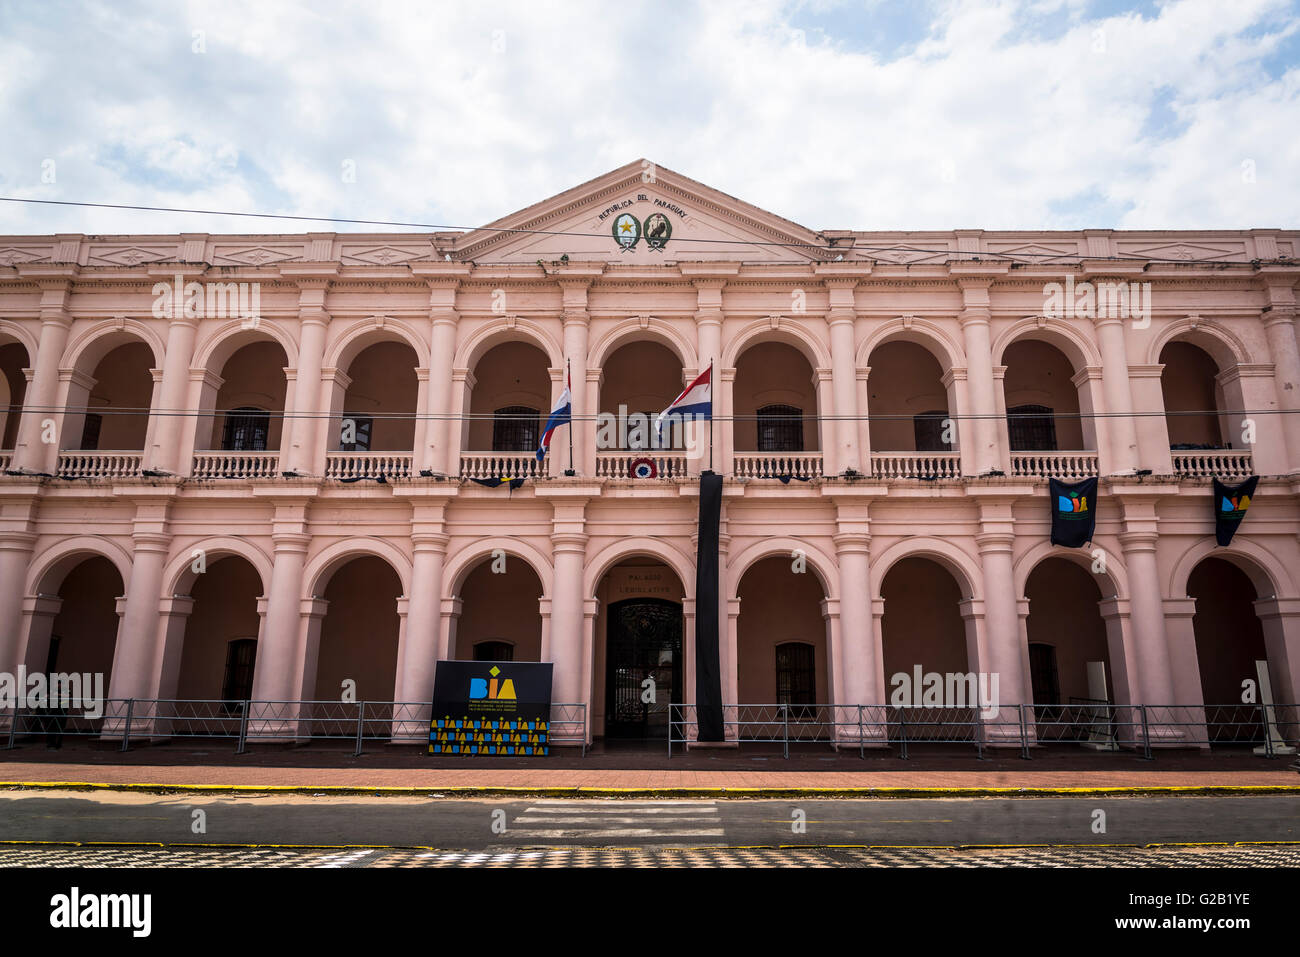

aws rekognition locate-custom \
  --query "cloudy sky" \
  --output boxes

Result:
[0,0,1297,237]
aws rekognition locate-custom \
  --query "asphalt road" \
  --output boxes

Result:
[2,790,1297,849]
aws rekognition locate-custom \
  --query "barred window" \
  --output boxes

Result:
[775,641,816,714]
[473,641,514,662]
[912,410,951,452]
[757,405,804,453]
[492,406,540,452]
[1008,404,1057,451]
[221,407,270,452]
[339,414,373,452]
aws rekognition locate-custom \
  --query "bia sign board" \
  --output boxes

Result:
[429,660,554,756]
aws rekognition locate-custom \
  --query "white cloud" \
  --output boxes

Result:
[0,0,1295,236]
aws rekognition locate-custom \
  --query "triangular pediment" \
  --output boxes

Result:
[452,160,825,263]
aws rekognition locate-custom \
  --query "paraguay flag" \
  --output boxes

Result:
[656,364,712,440]
[536,372,572,462]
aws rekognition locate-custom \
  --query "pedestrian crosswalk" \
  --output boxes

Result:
[505,799,725,844]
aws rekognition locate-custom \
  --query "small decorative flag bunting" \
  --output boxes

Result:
[468,476,525,490]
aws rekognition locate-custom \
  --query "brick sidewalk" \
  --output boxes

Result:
[2,738,1297,793]
[2,763,1297,791]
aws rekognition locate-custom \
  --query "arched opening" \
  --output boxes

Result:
[1023,557,1121,746]
[737,556,830,736]
[21,555,125,740]
[598,341,688,467]
[866,340,953,452]
[734,341,819,463]
[199,340,289,461]
[1188,557,1270,745]
[593,557,685,739]
[172,556,264,705]
[1160,341,1228,449]
[1002,339,1089,452]
[464,341,551,475]
[880,557,974,740]
[450,556,544,662]
[0,340,30,452]
[332,341,419,453]
[309,556,402,735]
[64,341,154,454]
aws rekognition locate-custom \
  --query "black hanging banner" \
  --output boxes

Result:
[1049,476,1098,548]
[695,470,725,741]
[1213,476,1258,546]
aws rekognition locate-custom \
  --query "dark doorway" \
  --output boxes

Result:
[605,598,682,739]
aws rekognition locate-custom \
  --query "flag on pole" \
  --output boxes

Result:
[536,371,572,462]
[655,365,711,441]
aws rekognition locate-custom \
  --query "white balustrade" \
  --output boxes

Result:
[1172,449,1254,479]
[459,451,548,479]
[732,452,823,479]
[1011,451,1100,480]
[324,452,413,480]
[869,452,961,480]
[191,451,280,480]
[55,451,143,479]
[595,451,689,479]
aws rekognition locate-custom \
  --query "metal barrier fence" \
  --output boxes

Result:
[2,699,587,757]
[3,697,1293,761]
[668,702,1300,760]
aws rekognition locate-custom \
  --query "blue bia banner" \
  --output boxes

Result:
[429,660,554,756]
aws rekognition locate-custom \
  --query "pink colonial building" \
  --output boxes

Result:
[1,159,1298,746]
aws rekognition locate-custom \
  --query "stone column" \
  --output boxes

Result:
[426,313,458,475]
[1262,305,1300,473]
[1115,492,1177,713]
[12,294,73,473]
[286,313,329,473]
[1255,598,1300,706]
[1093,316,1140,472]
[833,529,876,703]
[109,528,172,702]
[586,369,603,477]
[145,314,200,473]
[18,595,64,680]
[152,595,195,702]
[815,368,836,474]
[393,499,450,707]
[1217,363,1288,475]
[250,498,315,709]
[1128,365,1174,474]
[546,494,592,707]
[825,288,862,473]
[972,500,1028,734]
[855,367,872,472]
[718,367,736,477]
[957,290,1001,474]
[0,529,37,675]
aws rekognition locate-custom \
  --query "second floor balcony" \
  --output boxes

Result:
[0,319,1266,487]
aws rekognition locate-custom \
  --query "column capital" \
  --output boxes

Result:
[832,531,872,553]
[411,531,450,552]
